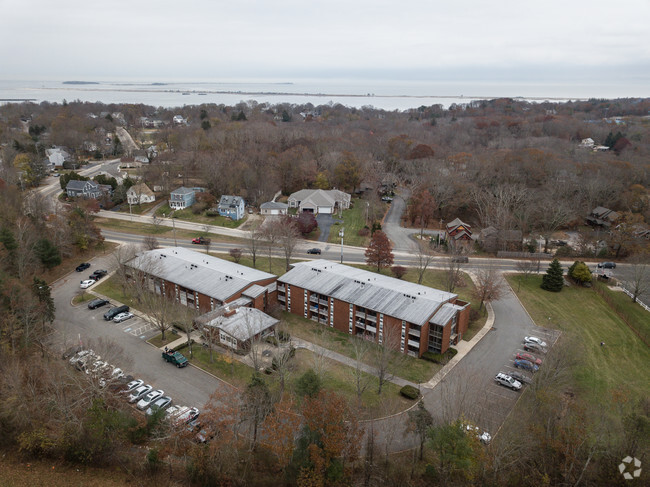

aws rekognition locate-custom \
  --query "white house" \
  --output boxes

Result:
[126,183,156,205]
[287,189,351,215]
[260,201,288,216]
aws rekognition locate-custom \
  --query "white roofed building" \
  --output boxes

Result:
[287,189,351,214]
[126,247,277,314]
[277,260,470,356]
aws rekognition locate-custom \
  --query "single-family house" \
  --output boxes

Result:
[45,147,71,170]
[287,189,351,214]
[195,306,278,351]
[217,195,245,220]
[260,201,288,216]
[445,218,473,247]
[478,226,523,252]
[66,180,111,199]
[586,207,620,228]
[126,183,156,205]
[169,186,203,210]
[579,138,595,148]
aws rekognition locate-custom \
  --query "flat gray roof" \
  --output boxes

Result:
[279,260,457,326]
[127,247,275,302]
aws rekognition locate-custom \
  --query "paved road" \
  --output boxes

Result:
[115,127,140,154]
[382,191,444,252]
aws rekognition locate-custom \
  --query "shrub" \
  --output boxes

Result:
[278,330,291,342]
[358,227,370,237]
[265,336,278,346]
[296,369,322,398]
[391,266,407,279]
[400,385,420,400]
[422,351,441,363]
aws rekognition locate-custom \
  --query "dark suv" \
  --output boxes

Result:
[88,298,109,310]
[307,248,321,255]
[90,269,108,281]
[76,262,90,272]
[597,262,616,269]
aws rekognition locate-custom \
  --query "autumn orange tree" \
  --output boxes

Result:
[365,230,394,272]
[294,390,361,487]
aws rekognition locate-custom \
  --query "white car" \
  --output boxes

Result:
[113,312,134,323]
[80,279,95,289]
[122,379,144,394]
[145,396,172,416]
[137,389,164,410]
[128,384,152,403]
[524,336,547,348]
[495,372,522,391]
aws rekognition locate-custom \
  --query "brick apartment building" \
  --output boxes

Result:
[126,247,277,314]
[277,260,470,356]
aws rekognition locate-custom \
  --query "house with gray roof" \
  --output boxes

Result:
[260,201,289,216]
[196,306,278,351]
[65,180,111,199]
[586,206,620,228]
[287,189,351,214]
[126,247,277,314]
[277,260,470,356]
[168,186,204,210]
[217,195,245,220]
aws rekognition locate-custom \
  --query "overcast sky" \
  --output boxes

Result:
[1,0,649,86]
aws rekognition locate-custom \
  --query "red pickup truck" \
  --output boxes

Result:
[191,236,211,245]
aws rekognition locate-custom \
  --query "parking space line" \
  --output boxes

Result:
[486,389,518,400]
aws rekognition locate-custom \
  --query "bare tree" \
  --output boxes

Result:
[372,323,406,395]
[472,265,505,311]
[142,235,159,250]
[622,256,650,304]
[201,224,212,254]
[515,258,539,291]
[229,247,243,263]
[112,244,139,295]
[349,334,373,408]
[414,240,434,284]
[246,229,263,269]
[444,253,466,294]
[195,315,221,363]
[261,224,279,273]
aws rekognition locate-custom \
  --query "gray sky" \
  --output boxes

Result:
[1,0,649,84]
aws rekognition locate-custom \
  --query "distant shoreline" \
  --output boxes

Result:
[33,86,586,102]
[62,81,100,85]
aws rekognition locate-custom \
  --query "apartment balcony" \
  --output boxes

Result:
[319,299,328,306]
[309,295,318,303]
[365,314,377,323]
[365,325,377,334]
[408,328,421,338]
[407,339,420,349]
[310,306,319,313]
[318,308,328,316]
[278,294,286,303]
[310,316,319,323]
[277,284,285,292]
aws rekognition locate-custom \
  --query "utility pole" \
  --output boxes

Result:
[172,211,177,246]
[339,227,345,264]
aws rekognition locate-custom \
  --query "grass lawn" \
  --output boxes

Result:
[595,281,650,344]
[505,275,650,406]
[92,276,139,309]
[115,200,159,215]
[326,198,379,247]
[148,332,180,348]
[280,312,441,384]
[72,292,94,305]
[154,203,246,228]
[94,217,245,244]
[41,241,118,285]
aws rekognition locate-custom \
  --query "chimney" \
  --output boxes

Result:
[224,308,236,318]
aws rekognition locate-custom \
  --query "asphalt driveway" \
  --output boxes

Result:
[316,213,338,242]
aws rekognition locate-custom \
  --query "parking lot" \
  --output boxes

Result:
[474,326,560,435]
[80,301,158,339]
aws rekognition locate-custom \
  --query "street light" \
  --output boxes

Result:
[339,227,345,264]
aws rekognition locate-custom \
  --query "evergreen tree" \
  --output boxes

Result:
[541,258,564,292]
[34,238,62,269]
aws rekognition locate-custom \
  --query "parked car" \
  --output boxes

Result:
[80,279,95,289]
[451,256,469,263]
[175,407,200,425]
[597,261,616,269]
[509,371,533,385]
[514,359,539,372]
[104,305,129,321]
[523,342,544,353]
[75,262,90,272]
[516,353,543,366]
[524,336,547,348]
[494,372,522,390]
[89,269,108,281]
[137,389,164,410]
[88,298,109,309]
[146,396,172,416]
[128,384,152,403]
[162,349,189,367]
[113,312,134,323]
[192,236,211,245]
[306,248,322,255]
[121,379,144,394]
[381,196,393,202]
